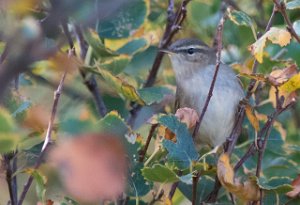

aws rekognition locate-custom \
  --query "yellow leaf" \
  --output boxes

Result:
[245,104,260,131]
[8,0,39,15]
[267,27,292,46]
[249,27,291,63]
[249,37,266,63]
[279,73,300,93]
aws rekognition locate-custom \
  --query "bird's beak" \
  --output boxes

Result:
[160,49,175,55]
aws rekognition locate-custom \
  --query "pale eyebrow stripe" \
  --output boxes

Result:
[173,45,209,52]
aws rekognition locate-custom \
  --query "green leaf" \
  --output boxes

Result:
[286,0,300,10]
[84,30,119,59]
[98,0,147,39]
[257,176,293,193]
[0,134,19,154]
[158,115,199,169]
[128,163,153,197]
[88,67,146,105]
[99,55,131,75]
[142,164,179,183]
[60,118,95,135]
[137,86,173,105]
[25,169,47,202]
[97,111,129,137]
[227,9,257,39]
[0,107,15,132]
[117,38,148,55]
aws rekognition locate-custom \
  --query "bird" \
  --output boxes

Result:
[163,38,244,148]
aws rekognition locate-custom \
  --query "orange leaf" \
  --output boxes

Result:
[286,174,300,198]
[245,104,260,131]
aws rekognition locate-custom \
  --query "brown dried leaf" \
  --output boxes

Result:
[48,52,81,73]
[245,104,260,131]
[22,105,50,132]
[286,174,300,198]
[217,154,260,202]
[267,64,298,86]
[49,133,127,202]
[175,107,199,129]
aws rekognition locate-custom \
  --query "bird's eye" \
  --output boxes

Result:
[187,48,195,55]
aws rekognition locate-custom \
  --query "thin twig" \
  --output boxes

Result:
[72,25,108,117]
[17,51,70,205]
[206,3,279,202]
[192,171,200,205]
[139,124,158,162]
[193,15,226,138]
[3,153,17,205]
[273,0,300,43]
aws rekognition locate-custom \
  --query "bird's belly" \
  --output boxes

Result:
[179,84,238,147]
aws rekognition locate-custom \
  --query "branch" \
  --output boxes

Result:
[273,0,300,43]
[192,171,200,205]
[3,153,18,205]
[206,3,278,202]
[17,52,70,204]
[139,124,158,162]
[192,15,226,138]
[61,21,108,117]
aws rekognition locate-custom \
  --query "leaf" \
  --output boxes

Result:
[158,115,199,169]
[217,154,261,202]
[267,64,298,86]
[99,55,131,75]
[97,111,129,137]
[286,174,300,198]
[279,73,300,93]
[286,0,300,10]
[293,20,300,36]
[249,27,292,63]
[245,104,260,131]
[227,8,257,39]
[8,0,39,15]
[117,38,148,55]
[0,134,20,154]
[24,169,47,202]
[89,68,145,105]
[49,133,127,202]
[142,164,179,183]
[137,86,173,105]
[0,107,15,132]
[257,176,293,193]
[84,30,119,59]
[98,0,148,39]
[239,72,267,82]
[175,107,199,129]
